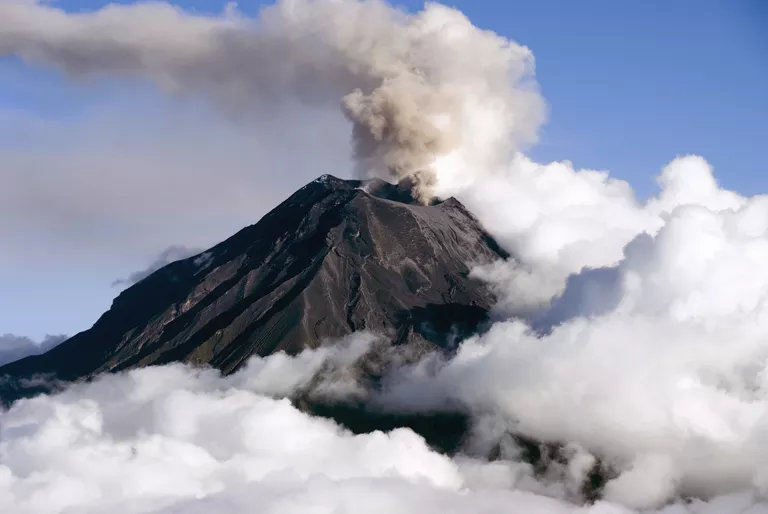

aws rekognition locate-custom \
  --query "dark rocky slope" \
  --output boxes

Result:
[0,175,507,403]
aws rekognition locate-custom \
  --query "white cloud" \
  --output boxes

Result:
[373,156,768,509]
[457,154,747,315]
[4,341,765,514]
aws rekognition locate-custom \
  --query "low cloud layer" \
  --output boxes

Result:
[2,333,767,514]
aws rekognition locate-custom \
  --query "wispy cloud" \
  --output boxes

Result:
[112,245,205,287]
[0,333,67,366]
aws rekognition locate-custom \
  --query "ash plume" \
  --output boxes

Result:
[0,0,545,202]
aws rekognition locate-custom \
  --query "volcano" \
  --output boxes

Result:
[0,175,508,403]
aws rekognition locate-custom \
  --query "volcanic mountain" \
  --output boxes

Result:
[0,175,508,403]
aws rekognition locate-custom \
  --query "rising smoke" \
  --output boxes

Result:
[1,1,766,513]
[0,0,544,202]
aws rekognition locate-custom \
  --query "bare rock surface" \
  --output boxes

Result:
[0,175,507,403]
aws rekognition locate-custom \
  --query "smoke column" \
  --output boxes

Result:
[0,0,545,202]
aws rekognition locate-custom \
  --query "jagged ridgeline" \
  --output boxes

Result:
[0,175,508,404]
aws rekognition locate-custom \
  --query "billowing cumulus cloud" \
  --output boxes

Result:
[3,335,766,514]
[372,157,768,509]
[455,154,744,316]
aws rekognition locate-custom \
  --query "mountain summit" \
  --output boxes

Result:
[0,175,507,401]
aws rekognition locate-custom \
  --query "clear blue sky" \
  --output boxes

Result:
[1,0,766,339]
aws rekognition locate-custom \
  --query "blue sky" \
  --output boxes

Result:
[1,0,766,339]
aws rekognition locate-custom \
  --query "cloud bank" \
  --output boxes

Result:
[5,334,765,514]
[375,156,768,509]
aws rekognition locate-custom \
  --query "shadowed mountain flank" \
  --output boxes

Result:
[0,175,507,402]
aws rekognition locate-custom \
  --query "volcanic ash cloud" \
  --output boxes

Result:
[0,0,545,202]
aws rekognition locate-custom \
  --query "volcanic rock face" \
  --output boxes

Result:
[0,175,507,401]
